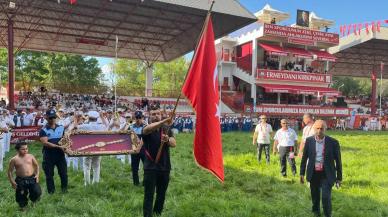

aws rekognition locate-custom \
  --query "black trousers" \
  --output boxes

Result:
[143,170,170,217]
[310,171,333,217]
[42,152,68,194]
[257,143,270,163]
[15,176,42,208]
[279,146,296,176]
[131,150,145,185]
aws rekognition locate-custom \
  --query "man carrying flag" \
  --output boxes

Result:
[142,107,175,217]
[182,10,224,182]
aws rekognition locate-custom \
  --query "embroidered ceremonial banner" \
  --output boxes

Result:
[59,130,141,156]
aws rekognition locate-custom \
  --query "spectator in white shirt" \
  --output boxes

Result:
[273,119,298,177]
[252,115,273,164]
[24,108,36,126]
[299,113,315,158]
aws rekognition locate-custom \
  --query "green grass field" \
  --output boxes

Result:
[0,131,387,217]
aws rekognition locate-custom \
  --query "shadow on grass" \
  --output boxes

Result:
[220,164,388,217]
[341,146,362,152]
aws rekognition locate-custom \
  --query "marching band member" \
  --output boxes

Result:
[2,109,14,154]
[0,110,9,172]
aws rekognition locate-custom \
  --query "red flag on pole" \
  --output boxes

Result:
[365,23,370,34]
[353,24,357,35]
[182,15,224,182]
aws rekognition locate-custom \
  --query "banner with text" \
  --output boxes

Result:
[11,126,41,143]
[263,24,339,45]
[257,69,331,83]
[244,105,351,117]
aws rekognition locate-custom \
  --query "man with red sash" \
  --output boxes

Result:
[141,107,175,217]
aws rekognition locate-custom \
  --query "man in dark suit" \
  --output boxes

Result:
[300,120,342,217]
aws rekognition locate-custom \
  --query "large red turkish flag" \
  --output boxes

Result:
[182,15,224,182]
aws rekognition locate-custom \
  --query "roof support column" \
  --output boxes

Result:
[251,38,257,78]
[251,38,257,112]
[7,19,15,109]
[145,62,154,97]
[371,71,377,115]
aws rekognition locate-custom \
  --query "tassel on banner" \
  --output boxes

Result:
[371,21,376,33]
[385,20,388,24]
[365,23,370,34]
[340,26,344,36]
[358,23,363,35]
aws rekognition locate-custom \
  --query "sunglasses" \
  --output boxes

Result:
[281,123,288,125]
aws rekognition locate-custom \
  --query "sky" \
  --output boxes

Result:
[97,0,388,70]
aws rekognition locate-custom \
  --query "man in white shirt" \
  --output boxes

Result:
[24,108,36,127]
[273,119,298,177]
[252,115,273,164]
[299,113,315,158]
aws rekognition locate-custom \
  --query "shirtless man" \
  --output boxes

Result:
[7,142,41,210]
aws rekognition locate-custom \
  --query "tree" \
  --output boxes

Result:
[114,59,146,96]
[153,57,189,96]
[113,57,189,97]
[331,76,362,97]
[15,51,49,91]
[46,54,105,93]
[0,49,8,87]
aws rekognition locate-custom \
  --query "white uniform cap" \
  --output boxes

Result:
[88,111,99,119]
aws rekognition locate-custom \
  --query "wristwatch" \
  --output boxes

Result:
[77,139,127,151]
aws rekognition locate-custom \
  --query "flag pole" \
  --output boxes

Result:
[380,62,384,115]
[155,0,216,163]
[114,35,118,114]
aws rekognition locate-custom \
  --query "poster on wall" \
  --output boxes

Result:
[297,9,310,27]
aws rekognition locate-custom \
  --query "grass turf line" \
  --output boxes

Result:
[0,131,387,217]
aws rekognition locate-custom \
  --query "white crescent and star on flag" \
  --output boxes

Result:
[213,66,221,120]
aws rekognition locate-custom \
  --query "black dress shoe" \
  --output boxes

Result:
[313,211,321,217]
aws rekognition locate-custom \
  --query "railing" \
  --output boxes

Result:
[221,91,244,112]
[143,89,181,98]
[236,56,252,74]
[217,52,237,62]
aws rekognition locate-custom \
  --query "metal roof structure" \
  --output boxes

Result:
[309,12,334,31]
[329,27,388,78]
[254,4,290,24]
[0,0,256,62]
